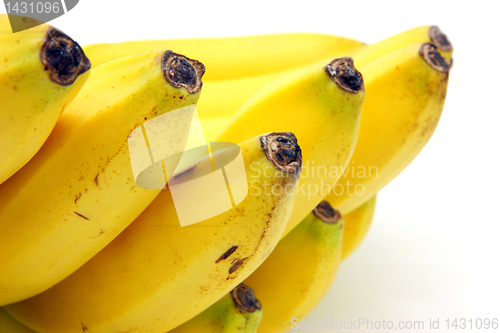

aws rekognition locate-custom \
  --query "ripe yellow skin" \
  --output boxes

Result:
[0,15,89,184]
[341,196,377,260]
[195,25,450,140]
[83,33,364,80]
[6,135,300,333]
[0,51,201,305]
[170,291,262,333]
[324,43,449,214]
[244,205,343,333]
[215,58,364,240]
[353,26,452,67]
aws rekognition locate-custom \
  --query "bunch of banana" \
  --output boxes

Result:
[1,17,453,333]
[83,32,365,79]
[6,133,302,332]
[245,200,344,333]
[84,25,452,141]
[0,14,90,184]
[0,47,205,305]
[323,41,450,214]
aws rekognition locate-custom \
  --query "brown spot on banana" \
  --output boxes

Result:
[74,212,89,220]
[74,193,81,204]
[229,257,248,274]
[216,246,239,263]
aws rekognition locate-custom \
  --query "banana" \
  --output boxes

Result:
[0,14,90,184]
[169,284,262,333]
[324,42,450,214]
[83,33,364,80]
[198,25,452,144]
[341,195,376,260]
[244,200,343,333]
[0,308,36,333]
[354,25,453,67]
[215,56,364,239]
[0,50,205,305]
[6,133,302,333]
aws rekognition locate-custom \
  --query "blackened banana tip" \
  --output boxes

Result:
[325,57,364,94]
[419,43,450,74]
[261,132,302,175]
[161,51,205,94]
[40,27,91,86]
[429,26,453,52]
[230,284,262,313]
[313,201,342,224]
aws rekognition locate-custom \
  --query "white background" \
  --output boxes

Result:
[2,1,499,332]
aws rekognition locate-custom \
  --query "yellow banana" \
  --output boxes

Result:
[324,42,450,214]
[244,200,343,333]
[83,33,364,80]
[198,25,452,144]
[215,56,364,240]
[0,14,90,184]
[354,25,452,67]
[0,308,36,333]
[6,132,302,333]
[341,195,376,260]
[0,50,204,305]
[169,284,262,333]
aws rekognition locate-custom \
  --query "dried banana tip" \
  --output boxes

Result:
[261,132,302,175]
[313,201,342,224]
[161,51,205,94]
[231,283,262,313]
[325,57,364,94]
[40,27,91,86]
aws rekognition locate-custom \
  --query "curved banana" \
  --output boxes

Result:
[0,50,204,305]
[6,133,302,333]
[83,33,364,80]
[0,14,90,184]
[169,284,262,333]
[198,25,452,143]
[341,195,376,260]
[354,25,452,67]
[0,308,36,333]
[244,201,343,333]
[324,42,450,214]
[215,57,364,239]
